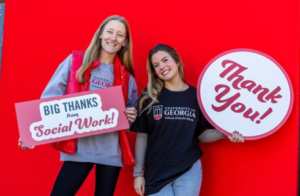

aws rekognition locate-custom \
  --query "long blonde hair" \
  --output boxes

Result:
[76,15,134,83]
[139,44,185,114]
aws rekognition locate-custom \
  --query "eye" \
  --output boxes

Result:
[153,64,159,68]
[107,30,113,34]
[163,58,168,62]
[117,34,124,37]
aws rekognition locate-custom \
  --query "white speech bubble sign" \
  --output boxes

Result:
[197,49,294,140]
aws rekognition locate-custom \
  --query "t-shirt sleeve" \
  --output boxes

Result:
[196,112,215,136]
[41,54,72,99]
[130,90,150,133]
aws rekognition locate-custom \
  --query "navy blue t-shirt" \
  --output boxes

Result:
[130,86,212,195]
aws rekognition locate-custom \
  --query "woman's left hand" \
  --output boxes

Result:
[228,131,244,143]
[125,107,137,123]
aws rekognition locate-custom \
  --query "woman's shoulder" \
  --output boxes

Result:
[188,84,196,90]
[53,53,73,73]
[60,53,73,65]
[187,85,197,93]
[137,88,150,101]
[135,88,152,114]
[141,87,148,93]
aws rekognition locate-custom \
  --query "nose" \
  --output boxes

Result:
[110,34,117,41]
[158,63,165,70]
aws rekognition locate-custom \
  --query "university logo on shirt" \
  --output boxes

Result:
[153,105,163,120]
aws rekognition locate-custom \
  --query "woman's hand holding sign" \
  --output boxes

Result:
[228,131,244,143]
[125,107,137,123]
[199,129,244,143]
[18,138,34,150]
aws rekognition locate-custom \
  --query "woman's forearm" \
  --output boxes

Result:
[133,132,148,177]
[198,129,227,143]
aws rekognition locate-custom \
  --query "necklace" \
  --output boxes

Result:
[178,83,187,91]
[165,83,188,92]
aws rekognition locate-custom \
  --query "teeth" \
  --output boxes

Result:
[162,70,170,76]
[107,42,116,46]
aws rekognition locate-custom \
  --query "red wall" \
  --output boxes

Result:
[0,0,299,195]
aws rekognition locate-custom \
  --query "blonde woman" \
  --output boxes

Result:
[131,44,243,196]
[19,15,137,196]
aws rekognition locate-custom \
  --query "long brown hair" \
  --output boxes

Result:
[138,44,185,114]
[76,15,134,83]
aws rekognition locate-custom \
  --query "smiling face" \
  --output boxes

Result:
[100,20,127,55]
[151,50,181,82]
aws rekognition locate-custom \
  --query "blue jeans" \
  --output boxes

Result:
[149,160,202,196]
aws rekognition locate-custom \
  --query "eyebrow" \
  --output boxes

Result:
[153,56,168,65]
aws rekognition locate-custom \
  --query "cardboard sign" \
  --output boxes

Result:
[15,86,129,146]
[197,49,294,140]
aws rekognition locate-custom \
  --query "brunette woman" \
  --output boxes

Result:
[131,44,243,196]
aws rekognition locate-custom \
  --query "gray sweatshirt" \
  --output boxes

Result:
[41,54,138,167]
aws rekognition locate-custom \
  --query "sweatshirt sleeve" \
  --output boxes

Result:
[41,54,72,99]
[126,75,138,108]
[133,132,148,177]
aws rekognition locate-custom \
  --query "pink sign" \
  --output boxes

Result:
[197,49,294,140]
[15,86,129,146]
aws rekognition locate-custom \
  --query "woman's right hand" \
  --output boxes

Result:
[18,138,35,150]
[228,131,244,143]
[134,176,145,196]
